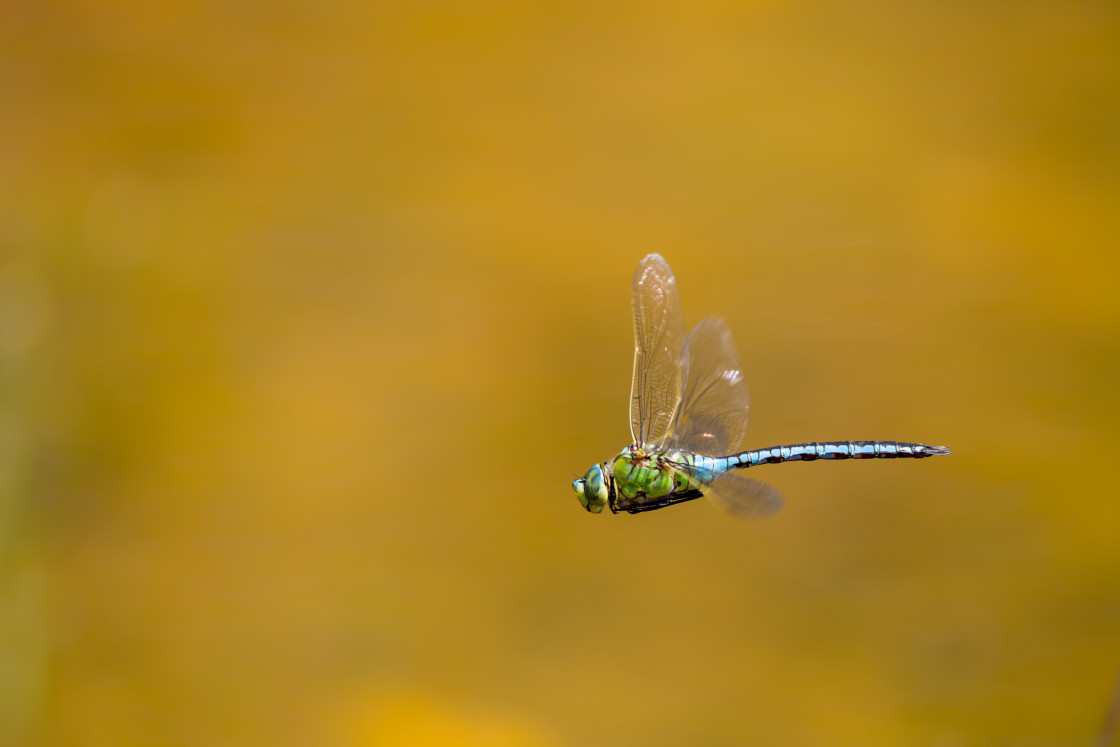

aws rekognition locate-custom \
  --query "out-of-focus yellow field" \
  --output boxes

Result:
[2,2,1119,745]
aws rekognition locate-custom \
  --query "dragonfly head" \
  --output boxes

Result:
[573,463,611,513]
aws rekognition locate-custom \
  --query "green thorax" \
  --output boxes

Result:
[610,445,708,510]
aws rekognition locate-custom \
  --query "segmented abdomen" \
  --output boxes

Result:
[723,441,951,470]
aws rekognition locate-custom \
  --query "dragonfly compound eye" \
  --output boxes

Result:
[573,465,608,513]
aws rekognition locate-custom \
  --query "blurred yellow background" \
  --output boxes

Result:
[2,1,1119,745]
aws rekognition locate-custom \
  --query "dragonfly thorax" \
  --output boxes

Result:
[612,445,689,503]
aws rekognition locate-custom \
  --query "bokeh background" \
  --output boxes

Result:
[2,1,1119,745]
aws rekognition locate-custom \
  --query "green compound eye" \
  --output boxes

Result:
[573,465,607,513]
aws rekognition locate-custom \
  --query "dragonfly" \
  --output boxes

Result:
[572,253,951,516]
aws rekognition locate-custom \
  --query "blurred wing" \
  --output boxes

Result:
[706,472,784,519]
[665,317,749,456]
[630,254,687,445]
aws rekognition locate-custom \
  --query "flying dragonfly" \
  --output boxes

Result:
[573,253,951,516]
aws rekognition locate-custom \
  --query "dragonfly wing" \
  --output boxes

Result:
[665,316,749,456]
[706,472,784,519]
[630,254,687,445]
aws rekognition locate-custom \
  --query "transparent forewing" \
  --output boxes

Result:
[665,316,750,456]
[706,472,784,519]
[630,254,687,445]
